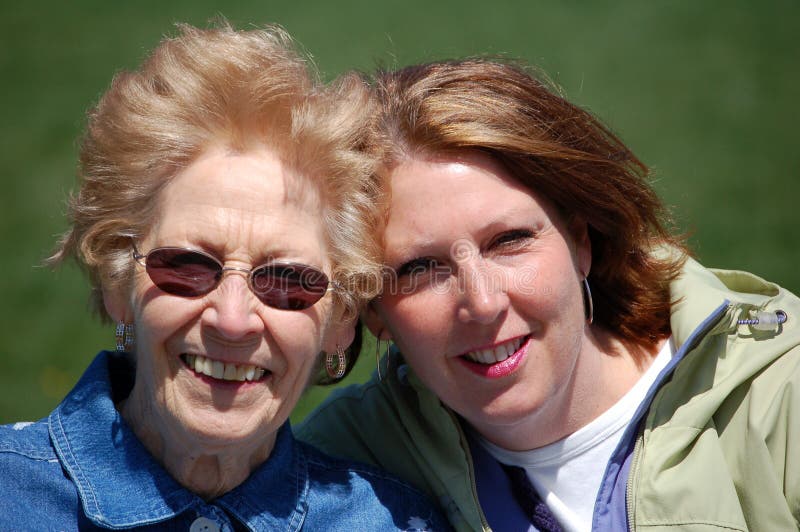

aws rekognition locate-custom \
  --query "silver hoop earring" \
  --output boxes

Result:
[582,278,594,324]
[375,338,383,381]
[375,336,392,381]
[375,338,392,381]
[115,322,134,352]
[325,344,347,380]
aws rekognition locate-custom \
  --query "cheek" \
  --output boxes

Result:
[378,294,450,352]
[132,293,203,354]
[528,255,582,307]
[273,314,327,362]
[282,339,321,367]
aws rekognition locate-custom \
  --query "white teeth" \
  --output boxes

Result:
[496,345,510,362]
[211,360,224,379]
[464,337,524,364]
[184,354,267,382]
[464,352,482,363]
[201,359,214,377]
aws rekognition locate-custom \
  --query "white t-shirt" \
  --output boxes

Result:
[478,339,674,532]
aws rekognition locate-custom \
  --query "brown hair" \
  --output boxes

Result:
[367,59,687,354]
[50,23,382,329]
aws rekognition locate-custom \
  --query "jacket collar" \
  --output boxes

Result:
[48,351,308,530]
[668,256,741,346]
[668,254,790,345]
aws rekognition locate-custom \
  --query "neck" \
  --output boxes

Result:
[119,389,275,500]
[476,328,663,451]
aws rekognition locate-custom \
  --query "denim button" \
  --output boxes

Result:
[189,516,220,532]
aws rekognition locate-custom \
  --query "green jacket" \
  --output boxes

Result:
[298,258,800,531]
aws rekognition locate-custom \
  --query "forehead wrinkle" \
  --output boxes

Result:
[147,155,327,264]
[191,202,326,263]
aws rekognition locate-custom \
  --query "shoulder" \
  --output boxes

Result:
[639,263,800,527]
[669,258,800,386]
[742,340,800,430]
[296,373,406,464]
[299,437,424,495]
[0,417,55,460]
[296,363,448,473]
[666,259,800,418]
[298,440,450,531]
[0,418,82,527]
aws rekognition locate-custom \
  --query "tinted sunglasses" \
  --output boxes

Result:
[132,245,338,310]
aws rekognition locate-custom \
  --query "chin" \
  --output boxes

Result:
[467,397,544,428]
[179,412,274,448]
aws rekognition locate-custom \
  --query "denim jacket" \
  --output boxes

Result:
[0,351,448,531]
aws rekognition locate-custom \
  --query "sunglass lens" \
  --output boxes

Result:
[145,248,220,297]
[252,263,330,310]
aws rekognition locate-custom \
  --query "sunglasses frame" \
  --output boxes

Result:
[132,244,339,310]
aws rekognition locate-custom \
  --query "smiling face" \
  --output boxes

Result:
[106,146,351,457]
[368,151,606,449]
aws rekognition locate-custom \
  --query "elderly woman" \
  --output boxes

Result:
[0,25,448,531]
[298,59,800,531]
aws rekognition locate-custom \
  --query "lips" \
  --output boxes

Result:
[181,353,269,382]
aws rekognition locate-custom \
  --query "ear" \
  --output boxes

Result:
[362,299,392,341]
[568,216,592,277]
[322,306,357,353]
[103,286,133,323]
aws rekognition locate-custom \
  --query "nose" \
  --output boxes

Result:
[455,259,509,324]
[202,271,264,340]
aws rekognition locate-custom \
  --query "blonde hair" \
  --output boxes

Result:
[51,23,381,321]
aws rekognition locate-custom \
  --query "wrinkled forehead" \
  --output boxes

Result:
[158,145,324,208]
[147,147,330,251]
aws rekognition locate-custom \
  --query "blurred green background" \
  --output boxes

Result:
[1,1,797,423]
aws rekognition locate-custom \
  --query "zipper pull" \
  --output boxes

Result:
[737,310,787,331]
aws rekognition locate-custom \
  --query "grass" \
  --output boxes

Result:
[1,0,797,423]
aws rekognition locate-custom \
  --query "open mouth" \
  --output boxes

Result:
[458,335,530,378]
[180,354,269,382]
[461,335,528,365]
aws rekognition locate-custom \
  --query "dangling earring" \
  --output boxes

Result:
[582,277,594,324]
[115,322,134,352]
[325,344,347,380]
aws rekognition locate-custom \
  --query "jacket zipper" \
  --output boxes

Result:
[447,409,492,532]
[624,301,732,532]
[626,428,644,532]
